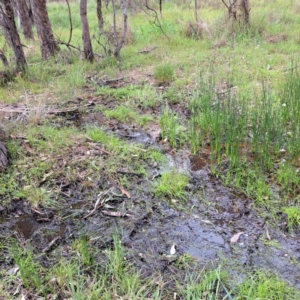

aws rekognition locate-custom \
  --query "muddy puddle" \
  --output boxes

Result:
[1,111,300,291]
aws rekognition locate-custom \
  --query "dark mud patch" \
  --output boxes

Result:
[15,215,39,239]
[3,146,299,289]
[1,98,300,292]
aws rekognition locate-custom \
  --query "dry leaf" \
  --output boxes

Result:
[41,171,53,183]
[120,186,131,198]
[230,232,244,243]
[150,129,161,141]
[24,142,35,154]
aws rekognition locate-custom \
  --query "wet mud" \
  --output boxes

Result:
[1,99,300,291]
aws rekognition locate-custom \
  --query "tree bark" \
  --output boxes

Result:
[114,0,127,63]
[96,0,103,29]
[0,141,8,171]
[12,0,34,39]
[240,0,250,24]
[0,0,27,71]
[0,49,8,66]
[80,0,94,62]
[30,0,59,60]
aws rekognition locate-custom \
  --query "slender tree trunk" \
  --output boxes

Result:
[30,0,59,60]
[0,141,8,171]
[0,0,27,71]
[194,0,198,23]
[0,49,8,67]
[96,0,103,29]
[113,0,127,63]
[80,0,94,62]
[0,2,10,45]
[240,0,250,24]
[25,0,34,25]
[12,0,34,39]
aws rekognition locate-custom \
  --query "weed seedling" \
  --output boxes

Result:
[283,206,300,232]
[154,63,174,83]
[155,169,188,200]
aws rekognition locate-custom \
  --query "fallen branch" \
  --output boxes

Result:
[42,236,61,253]
[83,188,113,219]
[117,170,143,177]
[0,103,93,115]
[87,142,111,155]
[138,46,157,54]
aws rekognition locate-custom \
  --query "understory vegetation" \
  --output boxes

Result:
[1,0,300,298]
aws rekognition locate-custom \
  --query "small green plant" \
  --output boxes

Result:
[72,237,92,266]
[160,107,185,148]
[175,254,196,270]
[136,85,159,108]
[236,271,300,300]
[179,267,230,299]
[154,63,174,82]
[103,105,152,126]
[96,85,141,101]
[10,242,43,292]
[150,150,166,164]
[164,87,182,104]
[22,186,56,208]
[155,169,188,200]
[283,206,300,232]
[86,126,121,153]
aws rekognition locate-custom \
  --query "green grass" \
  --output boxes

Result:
[1,0,300,297]
[236,271,300,300]
[178,267,231,300]
[3,236,300,299]
[186,70,300,216]
[283,206,300,232]
[154,63,175,82]
[160,106,186,148]
[155,169,189,200]
[103,105,152,126]
[10,242,43,292]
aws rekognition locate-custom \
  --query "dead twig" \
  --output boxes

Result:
[42,236,61,253]
[87,142,111,155]
[138,46,157,54]
[143,0,170,41]
[117,170,143,177]
[83,188,113,219]
[65,0,73,48]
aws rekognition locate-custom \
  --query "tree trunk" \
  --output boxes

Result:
[96,0,103,29]
[30,0,59,60]
[25,0,34,25]
[240,0,250,24]
[194,0,198,23]
[0,49,8,66]
[113,0,127,63]
[0,2,10,46]
[0,141,8,171]
[12,0,34,39]
[0,0,27,71]
[80,0,94,62]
